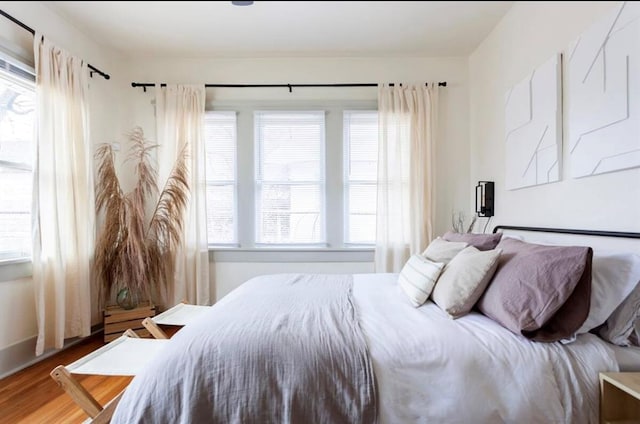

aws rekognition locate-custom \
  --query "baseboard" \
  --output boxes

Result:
[0,325,103,380]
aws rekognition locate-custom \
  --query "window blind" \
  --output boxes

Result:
[0,66,35,260]
[255,111,325,245]
[344,111,378,245]
[204,112,237,244]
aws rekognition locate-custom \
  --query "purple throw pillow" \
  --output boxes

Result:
[442,231,502,251]
[477,238,592,342]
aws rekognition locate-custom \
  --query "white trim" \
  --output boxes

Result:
[210,247,373,263]
[0,325,103,380]
[0,258,31,281]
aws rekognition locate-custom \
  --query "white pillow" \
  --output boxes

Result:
[422,237,468,264]
[398,254,445,307]
[598,280,640,346]
[576,251,640,335]
[431,246,502,318]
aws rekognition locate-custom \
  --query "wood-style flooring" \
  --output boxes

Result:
[0,334,131,424]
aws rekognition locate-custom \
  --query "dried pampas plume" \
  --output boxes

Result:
[94,127,189,308]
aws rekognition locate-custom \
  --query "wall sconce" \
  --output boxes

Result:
[475,181,494,217]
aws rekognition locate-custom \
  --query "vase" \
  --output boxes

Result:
[116,287,140,310]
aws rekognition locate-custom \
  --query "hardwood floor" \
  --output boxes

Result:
[0,334,131,424]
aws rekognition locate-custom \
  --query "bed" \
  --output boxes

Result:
[110,226,640,423]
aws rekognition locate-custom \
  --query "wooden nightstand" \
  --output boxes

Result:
[600,372,640,424]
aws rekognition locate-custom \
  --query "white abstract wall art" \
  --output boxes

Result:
[567,1,640,178]
[504,54,562,190]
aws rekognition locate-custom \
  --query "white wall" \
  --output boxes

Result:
[125,55,470,299]
[469,1,640,232]
[0,1,129,372]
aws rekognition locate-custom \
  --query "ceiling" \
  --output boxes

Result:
[46,1,513,58]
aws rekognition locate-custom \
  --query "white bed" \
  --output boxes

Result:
[109,226,640,423]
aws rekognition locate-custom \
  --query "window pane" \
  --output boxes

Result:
[0,169,31,212]
[344,111,378,245]
[0,67,34,260]
[258,184,322,244]
[204,112,237,244]
[204,112,236,181]
[347,183,377,244]
[0,71,35,167]
[345,111,377,181]
[256,112,324,182]
[256,111,325,245]
[348,214,376,245]
[349,183,376,215]
[0,213,30,260]
[206,184,235,244]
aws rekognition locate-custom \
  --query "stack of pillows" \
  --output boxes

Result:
[398,231,640,344]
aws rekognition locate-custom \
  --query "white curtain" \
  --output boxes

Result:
[33,35,94,355]
[155,84,210,307]
[375,83,439,272]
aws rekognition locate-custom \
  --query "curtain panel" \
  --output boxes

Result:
[33,35,94,355]
[155,84,210,306]
[375,83,439,273]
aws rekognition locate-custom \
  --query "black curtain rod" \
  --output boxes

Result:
[131,81,447,93]
[0,9,110,80]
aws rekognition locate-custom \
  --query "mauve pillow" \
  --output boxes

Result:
[443,231,502,251]
[477,238,592,342]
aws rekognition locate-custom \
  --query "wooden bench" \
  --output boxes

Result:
[50,303,210,423]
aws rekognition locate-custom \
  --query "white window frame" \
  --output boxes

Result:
[204,100,376,263]
[343,110,378,246]
[204,111,239,247]
[0,55,36,280]
[254,110,327,247]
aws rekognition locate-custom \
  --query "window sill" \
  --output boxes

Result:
[0,259,32,282]
[209,247,374,263]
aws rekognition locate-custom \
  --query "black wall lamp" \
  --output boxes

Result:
[475,181,494,218]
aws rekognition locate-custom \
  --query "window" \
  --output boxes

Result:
[344,111,378,245]
[204,112,237,245]
[254,111,325,245]
[203,102,377,254]
[0,61,35,261]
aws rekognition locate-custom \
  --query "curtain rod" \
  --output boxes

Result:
[0,9,110,80]
[131,81,448,93]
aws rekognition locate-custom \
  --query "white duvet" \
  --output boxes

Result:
[353,273,619,424]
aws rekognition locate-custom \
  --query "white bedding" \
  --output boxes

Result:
[610,344,640,371]
[111,272,621,423]
[353,273,619,423]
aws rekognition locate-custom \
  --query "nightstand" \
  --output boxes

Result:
[600,372,640,424]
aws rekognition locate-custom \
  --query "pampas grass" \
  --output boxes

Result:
[94,127,189,308]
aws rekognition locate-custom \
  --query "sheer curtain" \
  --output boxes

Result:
[155,84,210,307]
[375,83,439,272]
[33,34,94,355]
